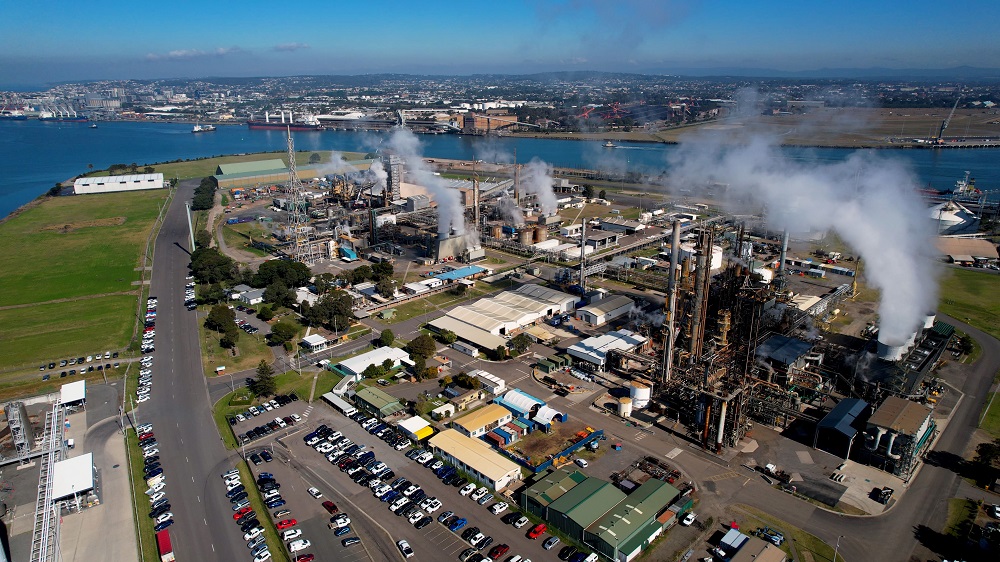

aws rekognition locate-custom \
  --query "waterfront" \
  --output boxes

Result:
[3,120,1000,219]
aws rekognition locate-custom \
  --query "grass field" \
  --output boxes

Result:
[88,151,368,181]
[944,498,978,539]
[0,189,167,306]
[198,316,275,377]
[0,295,137,371]
[220,223,271,257]
[125,429,164,562]
[938,268,1000,342]
[734,505,840,562]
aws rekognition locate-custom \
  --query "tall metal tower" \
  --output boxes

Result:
[285,128,315,264]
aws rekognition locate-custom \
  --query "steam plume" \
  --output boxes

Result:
[521,158,559,215]
[666,128,939,344]
[368,159,388,195]
[387,128,465,236]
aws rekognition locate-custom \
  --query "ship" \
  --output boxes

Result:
[38,108,89,122]
[247,111,324,131]
[603,140,616,148]
[921,171,988,204]
[192,123,217,133]
[0,107,27,120]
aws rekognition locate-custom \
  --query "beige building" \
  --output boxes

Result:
[428,429,522,491]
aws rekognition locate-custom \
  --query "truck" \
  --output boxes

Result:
[155,529,175,561]
[339,247,357,262]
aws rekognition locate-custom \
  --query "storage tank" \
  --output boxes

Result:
[490,225,503,238]
[923,312,936,330]
[518,229,534,246]
[617,397,633,418]
[876,336,907,361]
[629,381,652,409]
[534,226,548,244]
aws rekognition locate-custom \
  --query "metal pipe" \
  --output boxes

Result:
[716,400,727,452]
[689,235,708,361]
[779,230,789,275]
[663,219,682,382]
[579,221,587,292]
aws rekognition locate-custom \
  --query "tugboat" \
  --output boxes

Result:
[89,123,98,129]
[192,123,217,133]
[603,140,616,148]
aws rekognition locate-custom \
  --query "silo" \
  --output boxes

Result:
[518,229,534,246]
[490,225,503,238]
[629,381,652,409]
[923,312,936,330]
[534,226,548,244]
[617,397,633,418]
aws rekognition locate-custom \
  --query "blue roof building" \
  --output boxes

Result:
[813,398,869,459]
[435,265,487,282]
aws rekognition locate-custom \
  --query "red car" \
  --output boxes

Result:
[294,555,315,562]
[322,501,339,514]
[488,544,510,560]
[233,506,253,519]
[276,518,297,530]
[528,523,547,539]
[138,432,154,441]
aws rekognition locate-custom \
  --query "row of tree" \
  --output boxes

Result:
[205,304,241,349]
[191,176,218,211]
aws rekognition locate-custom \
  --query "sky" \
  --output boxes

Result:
[2,0,998,88]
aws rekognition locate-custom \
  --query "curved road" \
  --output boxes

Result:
[140,179,245,560]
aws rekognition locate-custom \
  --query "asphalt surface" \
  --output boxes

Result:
[138,179,245,561]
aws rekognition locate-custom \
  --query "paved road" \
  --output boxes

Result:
[139,179,245,560]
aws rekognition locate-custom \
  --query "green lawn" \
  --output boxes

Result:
[938,268,1000,341]
[735,505,840,562]
[197,310,278,377]
[220,223,271,257]
[89,151,368,181]
[979,370,1000,439]
[0,189,167,307]
[125,429,164,562]
[0,295,137,370]
[944,498,978,538]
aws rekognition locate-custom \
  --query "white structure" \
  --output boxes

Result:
[930,201,979,234]
[428,429,522,491]
[60,380,86,407]
[321,392,358,416]
[560,223,583,237]
[52,453,96,505]
[301,334,329,352]
[629,381,652,409]
[469,369,506,395]
[73,173,166,195]
[675,243,724,271]
[239,289,265,305]
[295,287,320,306]
[567,330,648,370]
[336,347,411,379]
[397,416,435,441]
[575,295,634,326]
[434,284,577,337]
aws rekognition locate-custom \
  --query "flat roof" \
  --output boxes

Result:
[428,429,521,483]
[868,396,932,435]
[217,159,286,175]
[74,173,164,187]
[756,335,812,366]
[302,334,327,346]
[454,404,511,433]
[398,416,431,433]
[52,453,95,500]
[936,237,999,259]
[60,380,86,404]
[818,398,868,438]
[337,347,411,377]
[579,295,634,316]
[428,315,508,350]
[435,265,487,281]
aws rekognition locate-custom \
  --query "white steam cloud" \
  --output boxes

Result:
[498,197,525,226]
[369,159,388,195]
[387,128,466,236]
[666,130,940,344]
[521,158,559,215]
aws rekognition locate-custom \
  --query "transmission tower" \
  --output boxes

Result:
[285,128,315,264]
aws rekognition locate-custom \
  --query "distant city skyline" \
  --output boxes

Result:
[2,0,998,89]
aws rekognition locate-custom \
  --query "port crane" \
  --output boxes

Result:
[935,96,961,144]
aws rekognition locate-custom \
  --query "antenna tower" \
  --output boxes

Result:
[285,128,315,264]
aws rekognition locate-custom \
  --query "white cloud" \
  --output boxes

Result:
[273,43,310,52]
[145,46,246,61]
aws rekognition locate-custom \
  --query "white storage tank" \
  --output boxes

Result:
[629,381,652,409]
[617,397,633,418]
[876,336,907,362]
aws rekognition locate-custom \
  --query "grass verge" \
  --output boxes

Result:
[979,370,1000,439]
[125,429,162,562]
[938,268,1000,342]
[944,498,978,538]
[220,223,271,257]
[197,310,274,376]
[234,461,292,562]
[735,505,840,561]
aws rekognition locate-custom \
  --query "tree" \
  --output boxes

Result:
[959,335,974,355]
[371,261,394,280]
[350,265,373,285]
[362,364,385,379]
[264,280,295,308]
[975,438,1000,469]
[195,229,212,249]
[220,333,237,349]
[249,360,277,397]
[47,183,62,197]
[379,329,395,347]
[252,259,312,289]
[449,283,467,296]
[376,277,395,299]
[257,306,274,321]
[406,334,437,359]
[190,248,237,284]
[309,152,321,164]
[598,189,607,200]
[493,345,508,361]
[439,375,453,387]
[582,184,594,198]
[200,282,226,304]
[268,321,299,345]
[437,330,457,344]
[144,166,155,174]
[508,333,532,356]
[205,305,236,332]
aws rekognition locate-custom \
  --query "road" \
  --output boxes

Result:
[139,179,245,560]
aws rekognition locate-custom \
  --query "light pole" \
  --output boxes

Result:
[833,535,844,562]
[227,372,236,393]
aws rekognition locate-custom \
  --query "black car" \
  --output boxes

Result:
[248,453,262,465]
[260,450,273,462]
[236,512,256,526]
[144,462,161,472]
[477,536,493,551]
[501,512,520,525]
[414,516,432,529]
[452,477,467,488]
[229,491,248,503]
[239,518,260,533]
[559,546,578,560]
[144,455,159,465]
[462,526,480,541]
[149,504,171,518]
[289,393,299,401]
[226,485,246,498]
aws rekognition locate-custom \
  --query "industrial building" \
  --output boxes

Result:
[862,396,934,479]
[575,295,635,326]
[813,398,869,460]
[469,369,506,395]
[427,429,522,491]
[334,347,411,380]
[300,333,329,352]
[451,403,513,438]
[51,453,97,510]
[583,479,681,562]
[547,477,627,540]
[73,173,165,195]
[351,387,406,420]
[568,330,649,371]
[720,529,787,562]
[397,416,434,441]
[521,467,589,519]
[494,389,567,432]
[428,284,576,341]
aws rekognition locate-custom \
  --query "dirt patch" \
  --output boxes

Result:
[510,419,589,466]
[41,217,127,232]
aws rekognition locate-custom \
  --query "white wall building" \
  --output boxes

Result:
[575,295,634,326]
[73,173,166,195]
[428,429,522,491]
[336,347,412,379]
[568,330,648,370]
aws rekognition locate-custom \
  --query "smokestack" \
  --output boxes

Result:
[662,219,682,382]
[579,221,587,292]
[265,111,270,123]
[716,400,727,453]
[777,230,789,286]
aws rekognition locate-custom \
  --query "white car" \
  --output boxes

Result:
[288,539,311,552]
[397,539,414,558]
[315,442,334,453]
[137,395,150,403]
[331,514,350,527]
[253,551,271,562]
[244,527,264,541]
[681,512,697,526]
[143,448,159,458]
[390,497,409,512]
[470,487,488,501]
[373,485,392,497]
[281,529,302,541]
[146,482,165,495]
[137,423,153,433]
[263,490,280,500]
[574,458,589,468]
[155,512,173,525]
[489,501,508,515]
[420,497,442,513]
[407,510,425,524]
[460,483,477,496]
[308,487,323,498]
[148,492,165,503]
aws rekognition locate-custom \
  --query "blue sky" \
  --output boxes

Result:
[2,0,997,88]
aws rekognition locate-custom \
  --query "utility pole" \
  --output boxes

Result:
[185,202,195,251]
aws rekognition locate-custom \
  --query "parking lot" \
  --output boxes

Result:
[272,404,571,562]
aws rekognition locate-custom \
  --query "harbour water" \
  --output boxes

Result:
[2,120,999,219]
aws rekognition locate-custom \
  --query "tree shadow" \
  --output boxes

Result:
[174,241,191,256]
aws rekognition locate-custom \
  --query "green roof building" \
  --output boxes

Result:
[584,479,680,562]
[547,477,626,540]
[519,467,588,519]
[216,159,287,175]
[352,387,405,419]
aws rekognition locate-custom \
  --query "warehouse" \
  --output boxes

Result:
[452,403,513,438]
[568,330,649,371]
[397,416,435,441]
[335,347,412,379]
[429,284,577,337]
[52,453,97,510]
[583,479,680,562]
[352,386,406,420]
[576,295,634,326]
[520,467,588,519]
[428,429,522,491]
[73,173,166,195]
[547,477,626,540]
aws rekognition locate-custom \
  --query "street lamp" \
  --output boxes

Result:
[833,535,844,562]
[227,372,236,393]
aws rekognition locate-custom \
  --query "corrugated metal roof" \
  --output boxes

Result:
[354,387,405,414]
[549,477,626,528]
[818,398,868,438]
[586,479,679,546]
[217,159,286,175]
[756,335,812,366]
[428,429,521,483]
[523,467,588,507]
[578,295,634,316]
[868,396,931,435]
[453,404,511,434]
[427,316,507,350]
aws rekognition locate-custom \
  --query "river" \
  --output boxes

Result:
[2,120,999,219]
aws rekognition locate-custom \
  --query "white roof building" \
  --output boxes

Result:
[301,333,329,351]
[60,380,86,405]
[567,330,649,370]
[432,283,577,337]
[575,295,634,327]
[73,173,166,195]
[52,453,96,502]
[336,347,412,379]
[469,369,506,395]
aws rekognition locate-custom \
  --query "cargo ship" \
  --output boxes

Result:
[247,111,324,131]
[38,109,89,122]
[0,107,27,120]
